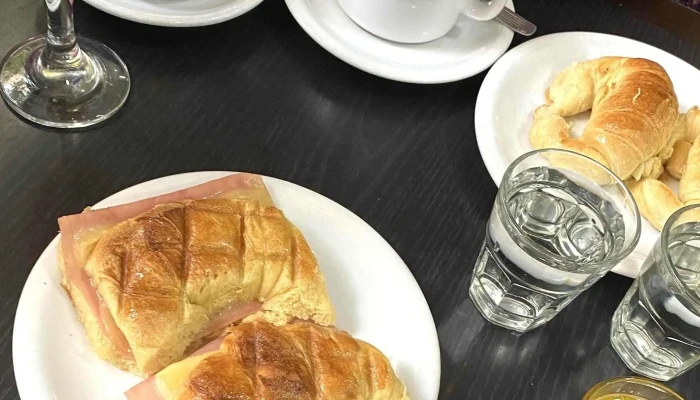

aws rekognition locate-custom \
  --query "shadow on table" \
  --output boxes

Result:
[436,273,634,398]
[73,1,267,83]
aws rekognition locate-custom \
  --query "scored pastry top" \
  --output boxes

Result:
[150,321,410,400]
[87,198,335,375]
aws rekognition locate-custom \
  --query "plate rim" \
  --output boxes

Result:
[82,0,264,27]
[474,31,700,278]
[284,0,515,84]
[13,171,441,400]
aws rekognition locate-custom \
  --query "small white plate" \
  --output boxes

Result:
[285,0,514,84]
[13,172,440,400]
[83,0,264,27]
[475,32,700,278]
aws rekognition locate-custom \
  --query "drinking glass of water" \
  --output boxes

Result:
[611,204,700,381]
[469,149,641,333]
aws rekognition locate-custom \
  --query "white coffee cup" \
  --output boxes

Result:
[338,0,508,44]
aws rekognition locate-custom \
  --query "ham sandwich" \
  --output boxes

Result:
[58,174,335,375]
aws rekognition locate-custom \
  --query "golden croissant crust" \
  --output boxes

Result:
[150,321,410,400]
[666,140,692,179]
[627,106,700,230]
[78,198,334,375]
[526,57,700,230]
[530,57,679,182]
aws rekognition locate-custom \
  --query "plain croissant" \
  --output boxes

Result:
[126,320,410,400]
[680,135,700,204]
[666,140,692,179]
[530,57,679,182]
[627,107,700,229]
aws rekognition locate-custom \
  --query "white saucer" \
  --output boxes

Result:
[474,32,700,278]
[285,0,515,84]
[84,0,263,27]
[13,172,440,400]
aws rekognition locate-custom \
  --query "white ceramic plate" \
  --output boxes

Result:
[13,172,440,400]
[475,32,700,278]
[83,0,264,27]
[285,0,514,84]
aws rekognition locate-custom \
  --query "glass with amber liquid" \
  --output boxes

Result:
[582,377,684,400]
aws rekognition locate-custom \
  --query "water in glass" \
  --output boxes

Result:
[470,166,627,332]
[611,219,700,381]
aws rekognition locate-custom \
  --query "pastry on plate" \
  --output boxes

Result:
[529,56,700,229]
[125,320,410,400]
[630,131,700,229]
[58,174,335,376]
[529,56,679,183]
[666,139,692,179]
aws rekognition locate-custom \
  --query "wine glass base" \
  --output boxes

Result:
[0,35,130,129]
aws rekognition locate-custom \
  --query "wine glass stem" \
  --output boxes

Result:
[44,0,79,64]
[0,0,130,128]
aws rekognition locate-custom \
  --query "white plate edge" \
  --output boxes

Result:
[83,0,265,27]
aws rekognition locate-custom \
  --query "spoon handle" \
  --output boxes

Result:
[495,7,537,36]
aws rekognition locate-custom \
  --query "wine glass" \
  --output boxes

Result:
[0,0,130,128]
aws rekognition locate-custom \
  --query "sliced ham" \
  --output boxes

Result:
[58,174,270,362]
[191,337,226,357]
[196,302,262,341]
[183,302,262,356]
[125,376,161,400]
[125,337,227,400]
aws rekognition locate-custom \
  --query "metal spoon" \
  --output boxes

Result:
[495,7,537,36]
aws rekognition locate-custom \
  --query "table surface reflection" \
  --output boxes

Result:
[1,0,699,398]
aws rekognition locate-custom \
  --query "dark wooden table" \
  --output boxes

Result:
[2,0,700,398]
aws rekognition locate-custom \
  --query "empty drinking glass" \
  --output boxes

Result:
[469,149,641,332]
[0,0,130,128]
[611,204,700,381]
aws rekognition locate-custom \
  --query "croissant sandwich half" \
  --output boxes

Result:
[125,320,410,400]
[58,174,335,376]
